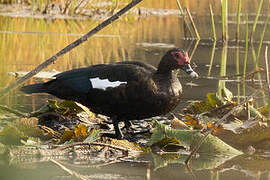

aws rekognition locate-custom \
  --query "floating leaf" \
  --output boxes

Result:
[215,120,270,150]
[184,114,203,129]
[154,136,180,148]
[207,93,222,107]
[84,129,101,143]
[148,120,242,156]
[171,117,190,130]
[185,101,212,114]
[74,124,89,141]
[61,130,74,142]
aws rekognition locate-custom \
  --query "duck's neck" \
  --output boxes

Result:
[156,55,175,75]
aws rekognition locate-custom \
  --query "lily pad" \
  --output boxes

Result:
[148,120,242,156]
[215,119,270,150]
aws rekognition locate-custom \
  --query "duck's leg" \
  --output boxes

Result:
[113,119,124,139]
[102,118,123,139]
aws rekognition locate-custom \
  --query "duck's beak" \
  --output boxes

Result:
[180,62,199,78]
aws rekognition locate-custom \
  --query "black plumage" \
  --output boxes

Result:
[21,48,198,139]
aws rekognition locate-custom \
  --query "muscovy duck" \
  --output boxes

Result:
[21,48,198,139]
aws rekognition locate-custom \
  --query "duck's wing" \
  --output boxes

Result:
[45,63,153,98]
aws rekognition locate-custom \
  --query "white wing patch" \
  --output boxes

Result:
[89,77,127,90]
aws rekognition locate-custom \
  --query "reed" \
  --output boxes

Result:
[189,39,200,61]
[176,0,184,15]
[221,0,228,41]
[265,46,270,92]
[218,42,228,101]
[256,16,269,67]
[236,44,241,103]
[236,0,242,41]
[250,0,264,42]
[207,40,216,76]
[176,0,194,38]
[209,4,216,41]
[243,14,249,79]
[185,8,200,40]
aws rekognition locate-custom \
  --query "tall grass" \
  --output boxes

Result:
[235,0,242,41]
[243,14,249,79]
[207,41,216,76]
[221,0,228,41]
[236,44,240,103]
[209,4,216,40]
[256,16,270,66]
[250,0,264,42]
[176,0,194,39]
[185,8,200,39]
[218,42,228,101]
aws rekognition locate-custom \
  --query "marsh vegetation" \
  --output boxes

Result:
[1,0,270,179]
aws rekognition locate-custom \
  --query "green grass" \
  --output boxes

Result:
[236,0,242,41]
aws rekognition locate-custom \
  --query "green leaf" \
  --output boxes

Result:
[216,87,233,103]
[207,93,222,107]
[84,129,101,143]
[148,120,242,156]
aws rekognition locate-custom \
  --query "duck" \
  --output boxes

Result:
[20,48,198,139]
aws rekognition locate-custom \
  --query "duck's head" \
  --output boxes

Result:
[157,48,198,78]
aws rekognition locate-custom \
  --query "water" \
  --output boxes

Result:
[1,0,270,179]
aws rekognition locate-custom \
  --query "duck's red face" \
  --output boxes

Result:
[169,49,198,78]
[171,50,190,66]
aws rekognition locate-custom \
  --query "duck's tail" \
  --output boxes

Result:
[20,83,48,94]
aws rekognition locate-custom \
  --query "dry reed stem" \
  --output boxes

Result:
[265,46,270,93]
[185,8,200,40]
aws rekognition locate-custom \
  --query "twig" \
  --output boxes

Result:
[55,142,129,156]
[185,91,259,165]
[265,46,270,93]
[50,159,88,180]
[0,0,143,99]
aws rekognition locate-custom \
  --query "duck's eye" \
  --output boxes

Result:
[175,53,180,58]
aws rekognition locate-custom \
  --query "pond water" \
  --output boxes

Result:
[1,0,270,179]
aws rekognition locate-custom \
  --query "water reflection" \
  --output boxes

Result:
[1,0,270,179]
[1,152,270,180]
